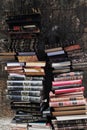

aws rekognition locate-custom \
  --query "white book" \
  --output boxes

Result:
[7,80,42,83]
[52,61,71,68]
[56,114,87,121]
[7,62,24,66]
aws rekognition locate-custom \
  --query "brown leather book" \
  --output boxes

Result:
[52,109,87,116]
[64,44,81,52]
[53,105,86,111]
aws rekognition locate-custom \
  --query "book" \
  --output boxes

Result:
[47,50,65,57]
[24,68,44,73]
[7,95,41,103]
[56,114,87,121]
[54,86,84,95]
[49,91,84,98]
[49,56,68,63]
[52,61,71,68]
[25,72,45,76]
[52,85,82,92]
[24,68,45,76]
[53,105,86,111]
[54,75,83,81]
[52,125,87,130]
[7,90,41,97]
[54,71,83,78]
[45,47,63,53]
[52,68,70,74]
[52,79,82,86]
[17,52,36,56]
[50,96,84,102]
[10,123,27,130]
[0,55,16,61]
[7,62,25,66]
[52,109,87,116]
[49,99,86,107]
[64,44,81,52]
[7,85,43,91]
[11,102,40,108]
[7,80,43,86]
[25,62,46,67]
[17,55,38,62]
[52,118,87,125]
[5,66,23,71]
[0,52,16,56]
[8,75,44,80]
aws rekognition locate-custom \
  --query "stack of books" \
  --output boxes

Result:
[5,52,47,124]
[64,44,87,70]
[0,52,16,62]
[45,46,87,130]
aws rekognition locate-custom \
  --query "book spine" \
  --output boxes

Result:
[50,96,84,102]
[52,79,82,86]
[7,95,41,103]
[55,86,84,95]
[49,91,84,98]
[7,80,43,86]
[52,61,71,68]
[57,119,87,125]
[64,44,81,51]
[53,125,87,130]
[18,52,36,56]
[7,86,43,91]
[7,62,25,66]
[45,47,63,53]
[47,50,65,56]
[26,62,46,67]
[52,109,87,116]
[54,75,83,81]
[8,76,44,80]
[54,105,86,111]
[55,71,83,78]
[7,90,41,97]
[52,84,82,91]
[49,99,86,107]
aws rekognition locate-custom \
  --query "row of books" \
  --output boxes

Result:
[6,13,41,52]
[45,45,87,130]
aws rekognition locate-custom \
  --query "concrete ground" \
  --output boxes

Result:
[0,118,12,130]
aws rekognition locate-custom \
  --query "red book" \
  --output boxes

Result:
[55,86,84,95]
[52,80,82,86]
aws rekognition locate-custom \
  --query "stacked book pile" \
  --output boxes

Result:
[64,44,87,70]
[45,47,87,130]
[5,52,48,124]
[0,52,16,62]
